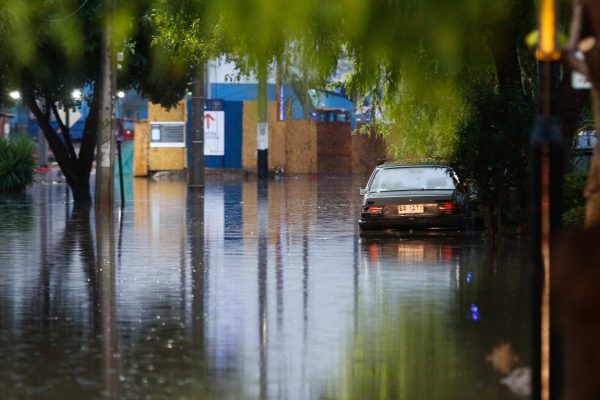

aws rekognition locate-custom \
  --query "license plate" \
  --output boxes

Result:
[398,204,424,214]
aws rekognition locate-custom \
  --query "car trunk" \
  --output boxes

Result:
[363,190,456,217]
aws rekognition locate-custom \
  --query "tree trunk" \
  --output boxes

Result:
[584,86,600,226]
[23,94,95,204]
[577,35,600,227]
[68,175,93,204]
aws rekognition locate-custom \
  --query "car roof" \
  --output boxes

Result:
[376,162,452,170]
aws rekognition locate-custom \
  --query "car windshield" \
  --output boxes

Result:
[369,167,455,192]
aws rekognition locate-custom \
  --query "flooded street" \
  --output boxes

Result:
[0,175,532,399]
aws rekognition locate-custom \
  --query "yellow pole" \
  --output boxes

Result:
[537,0,560,61]
[537,2,557,400]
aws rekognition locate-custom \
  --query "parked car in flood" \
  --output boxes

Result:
[359,163,465,233]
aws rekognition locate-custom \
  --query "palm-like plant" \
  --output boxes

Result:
[0,135,36,193]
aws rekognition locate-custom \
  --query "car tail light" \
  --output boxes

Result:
[365,206,383,215]
[438,202,459,215]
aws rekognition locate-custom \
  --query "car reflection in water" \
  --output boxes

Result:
[362,236,462,265]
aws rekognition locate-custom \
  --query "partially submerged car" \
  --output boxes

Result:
[359,163,464,233]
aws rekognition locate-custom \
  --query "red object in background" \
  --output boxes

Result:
[117,117,135,141]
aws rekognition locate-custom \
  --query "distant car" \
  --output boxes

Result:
[572,129,596,172]
[358,163,465,233]
[117,117,135,141]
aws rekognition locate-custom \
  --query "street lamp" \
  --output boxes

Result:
[9,91,21,100]
[71,89,83,101]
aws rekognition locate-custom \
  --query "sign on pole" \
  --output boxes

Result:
[204,111,225,156]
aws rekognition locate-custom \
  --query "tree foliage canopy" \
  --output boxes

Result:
[0,0,543,215]
[197,0,535,159]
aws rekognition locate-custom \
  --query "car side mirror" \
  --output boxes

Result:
[359,188,367,195]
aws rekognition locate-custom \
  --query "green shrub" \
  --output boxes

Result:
[563,173,587,210]
[563,173,588,227]
[563,206,585,227]
[0,135,36,193]
[450,82,534,236]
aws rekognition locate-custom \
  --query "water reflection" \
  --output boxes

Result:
[333,236,531,400]
[0,176,531,399]
[257,180,269,400]
[96,208,118,398]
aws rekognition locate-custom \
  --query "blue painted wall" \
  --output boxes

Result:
[186,99,244,169]
[223,101,243,168]
[211,83,276,102]
[210,83,304,119]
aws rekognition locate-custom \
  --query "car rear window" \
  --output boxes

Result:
[369,167,455,192]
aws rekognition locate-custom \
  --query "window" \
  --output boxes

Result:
[150,122,185,147]
[369,167,455,192]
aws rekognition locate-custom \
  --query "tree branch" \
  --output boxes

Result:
[50,102,67,133]
[568,0,585,49]
[50,102,78,161]
[580,37,600,86]
[563,1,588,76]
[22,92,77,181]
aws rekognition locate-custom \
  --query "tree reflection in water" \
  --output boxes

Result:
[0,177,533,399]
[0,182,244,399]
[324,238,531,400]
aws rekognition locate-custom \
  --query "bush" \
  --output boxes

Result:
[450,82,534,236]
[0,135,36,193]
[563,173,587,210]
[563,206,585,227]
[563,173,588,227]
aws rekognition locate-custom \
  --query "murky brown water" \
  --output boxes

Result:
[0,175,531,399]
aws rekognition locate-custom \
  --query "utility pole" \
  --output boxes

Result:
[532,1,562,399]
[276,59,284,121]
[257,60,269,179]
[96,0,115,209]
[190,65,205,188]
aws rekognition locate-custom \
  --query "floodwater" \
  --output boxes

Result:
[0,175,532,399]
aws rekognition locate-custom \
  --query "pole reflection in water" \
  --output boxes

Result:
[189,186,206,376]
[95,208,118,398]
[275,195,284,332]
[257,179,268,400]
[0,176,532,399]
